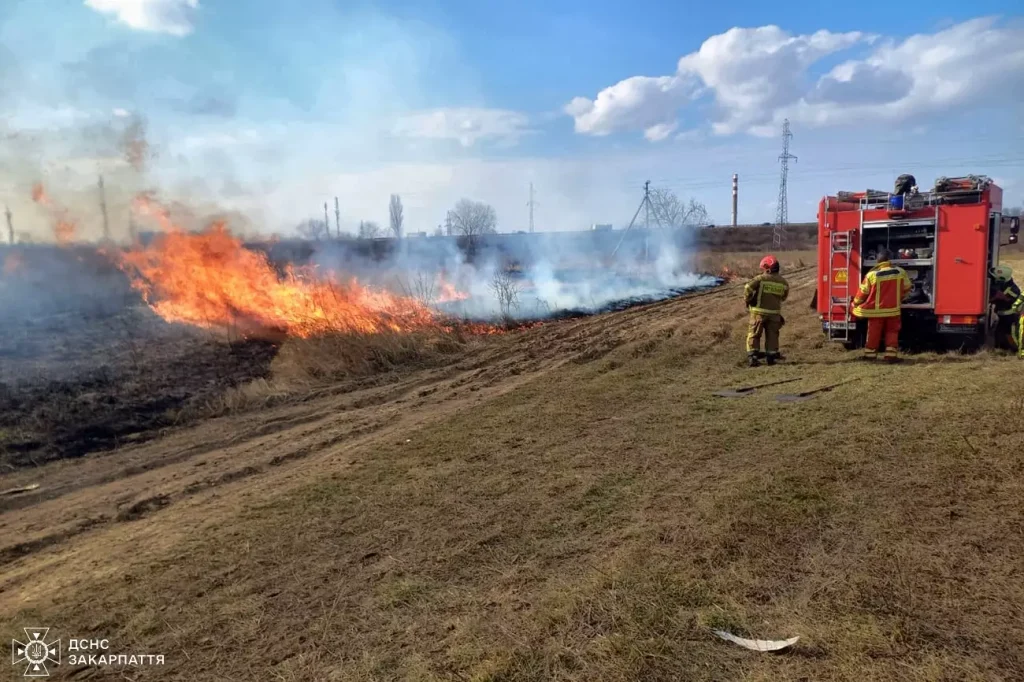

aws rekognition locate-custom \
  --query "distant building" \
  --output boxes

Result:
[591,223,613,231]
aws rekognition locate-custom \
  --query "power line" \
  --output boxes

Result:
[637,157,1024,194]
[774,119,797,250]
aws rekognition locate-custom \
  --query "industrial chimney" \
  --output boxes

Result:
[731,174,738,227]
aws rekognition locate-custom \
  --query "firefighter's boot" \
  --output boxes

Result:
[765,352,777,366]
[747,353,760,368]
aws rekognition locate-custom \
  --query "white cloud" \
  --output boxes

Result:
[564,75,695,137]
[677,26,868,135]
[84,0,199,37]
[643,122,678,142]
[391,108,531,147]
[782,17,1024,129]
[565,17,1023,139]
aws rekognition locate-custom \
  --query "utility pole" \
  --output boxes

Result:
[4,205,13,244]
[774,119,796,250]
[611,180,656,260]
[98,175,111,242]
[324,202,330,239]
[527,182,535,233]
[731,174,738,227]
[445,210,453,236]
[334,197,340,238]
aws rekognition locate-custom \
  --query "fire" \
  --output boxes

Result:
[115,209,485,339]
[719,265,742,282]
[31,182,77,246]
[436,277,470,303]
[132,192,174,231]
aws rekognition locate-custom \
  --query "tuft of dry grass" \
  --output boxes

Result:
[206,327,476,415]
[693,249,816,280]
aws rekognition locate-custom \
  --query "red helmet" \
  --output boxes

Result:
[759,255,779,271]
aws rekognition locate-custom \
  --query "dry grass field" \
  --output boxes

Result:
[2,248,1023,681]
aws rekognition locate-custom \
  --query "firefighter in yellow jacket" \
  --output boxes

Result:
[744,255,789,367]
[989,265,1024,357]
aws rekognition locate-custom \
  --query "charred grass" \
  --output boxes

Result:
[0,305,279,470]
[4,254,1024,680]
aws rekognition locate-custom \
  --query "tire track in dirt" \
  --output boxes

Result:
[0,276,785,587]
[0,315,589,569]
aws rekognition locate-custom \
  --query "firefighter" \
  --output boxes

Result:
[744,255,789,367]
[988,265,1024,353]
[852,247,913,362]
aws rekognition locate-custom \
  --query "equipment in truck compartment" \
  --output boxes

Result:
[816,175,1004,350]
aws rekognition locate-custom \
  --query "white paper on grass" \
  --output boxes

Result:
[712,630,799,652]
[0,483,40,496]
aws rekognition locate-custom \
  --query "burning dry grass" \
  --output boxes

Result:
[6,254,1024,680]
[115,221,449,338]
[30,183,77,245]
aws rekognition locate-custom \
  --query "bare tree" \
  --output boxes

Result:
[449,198,497,238]
[684,198,710,226]
[389,194,404,239]
[490,267,521,323]
[358,221,382,239]
[648,187,710,227]
[399,271,438,306]
[297,218,327,241]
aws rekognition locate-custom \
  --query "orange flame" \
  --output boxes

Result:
[436,277,470,303]
[132,192,174,231]
[31,182,77,246]
[719,265,742,282]
[114,205,496,339]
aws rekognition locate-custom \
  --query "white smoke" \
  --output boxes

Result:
[303,224,719,322]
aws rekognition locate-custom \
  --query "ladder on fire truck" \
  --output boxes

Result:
[827,230,854,341]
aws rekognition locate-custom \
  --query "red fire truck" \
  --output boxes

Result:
[816,174,1020,350]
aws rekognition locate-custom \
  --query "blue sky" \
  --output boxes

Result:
[0,0,1022,240]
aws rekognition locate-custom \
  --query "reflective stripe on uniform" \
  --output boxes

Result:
[1012,290,1024,314]
[748,278,786,315]
[1017,313,1024,359]
[853,262,912,318]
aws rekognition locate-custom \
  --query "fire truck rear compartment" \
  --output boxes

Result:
[817,174,1005,352]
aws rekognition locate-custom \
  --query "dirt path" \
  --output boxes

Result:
[0,275,754,604]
